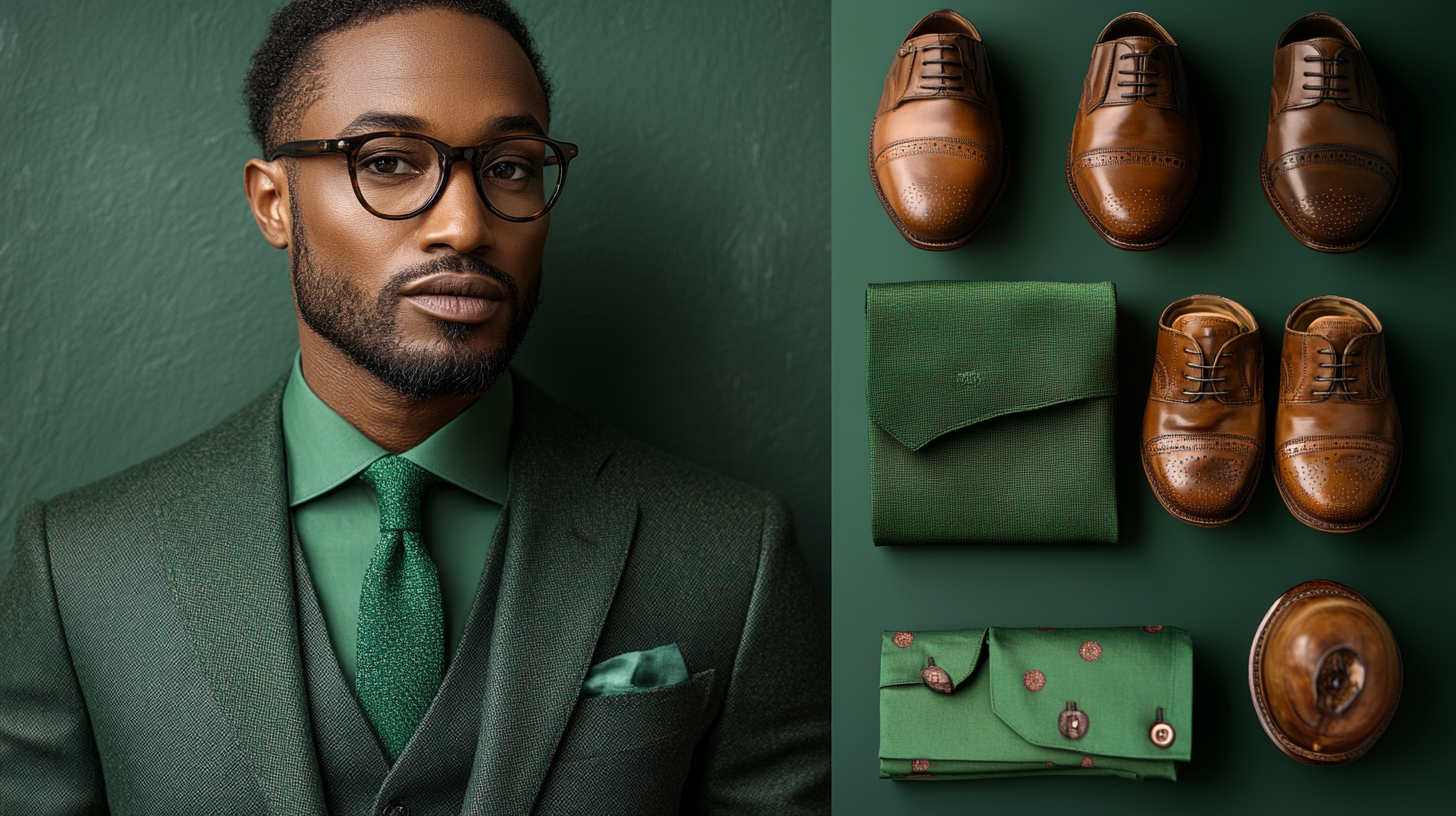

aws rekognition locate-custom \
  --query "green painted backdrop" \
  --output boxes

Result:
[0,0,829,595]
[833,0,1453,812]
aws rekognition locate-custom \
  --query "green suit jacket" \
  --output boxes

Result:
[0,374,830,815]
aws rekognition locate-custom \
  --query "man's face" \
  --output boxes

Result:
[282,9,551,399]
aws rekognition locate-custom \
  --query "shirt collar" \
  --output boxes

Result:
[280,352,513,507]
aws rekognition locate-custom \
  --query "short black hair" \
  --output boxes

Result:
[244,0,552,151]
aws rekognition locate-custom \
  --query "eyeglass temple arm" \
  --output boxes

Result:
[265,139,345,161]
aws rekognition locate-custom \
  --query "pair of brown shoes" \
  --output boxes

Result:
[1142,295,1401,532]
[869,11,1399,253]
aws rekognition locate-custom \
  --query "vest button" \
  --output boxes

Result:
[383,802,408,816]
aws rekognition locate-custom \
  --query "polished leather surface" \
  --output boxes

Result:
[1273,296,1400,532]
[1067,13,1199,250]
[1261,13,1399,252]
[1141,296,1264,526]
[869,9,1005,250]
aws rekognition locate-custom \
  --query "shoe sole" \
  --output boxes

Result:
[1258,145,1402,254]
[1139,436,1264,528]
[867,118,1009,251]
[1064,141,1196,251]
[1272,454,1401,534]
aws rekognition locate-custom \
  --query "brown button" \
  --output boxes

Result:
[1058,702,1088,739]
[1080,641,1102,662]
[920,657,953,693]
[1150,720,1176,748]
[1023,669,1046,692]
[1080,756,1095,768]
[383,802,408,816]
[893,631,914,648]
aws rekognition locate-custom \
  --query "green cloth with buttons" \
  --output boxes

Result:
[879,626,1193,781]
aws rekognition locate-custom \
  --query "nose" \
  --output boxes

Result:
[415,161,497,255]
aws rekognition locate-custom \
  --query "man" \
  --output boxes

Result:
[0,1,829,813]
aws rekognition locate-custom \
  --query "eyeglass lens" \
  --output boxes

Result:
[353,136,563,218]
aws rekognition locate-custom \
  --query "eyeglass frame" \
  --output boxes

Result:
[266,131,580,222]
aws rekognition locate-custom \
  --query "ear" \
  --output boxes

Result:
[244,158,291,249]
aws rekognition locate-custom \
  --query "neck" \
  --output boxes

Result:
[297,319,480,454]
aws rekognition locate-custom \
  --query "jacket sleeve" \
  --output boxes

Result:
[0,501,108,814]
[681,495,830,815]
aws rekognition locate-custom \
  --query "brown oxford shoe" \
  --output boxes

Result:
[1141,296,1264,527]
[1262,13,1399,253]
[868,9,1006,251]
[1067,12,1199,251]
[1274,296,1401,532]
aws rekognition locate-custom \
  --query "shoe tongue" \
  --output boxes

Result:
[1307,315,1371,352]
[1172,313,1242,360]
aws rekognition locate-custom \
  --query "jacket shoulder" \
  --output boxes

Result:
[42,376,287,533]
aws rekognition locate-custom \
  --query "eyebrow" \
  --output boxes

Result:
[337,111,547,139]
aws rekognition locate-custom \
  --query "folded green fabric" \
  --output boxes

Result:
[865,280,1118,544]
[580,643,689,697]
[879,627,1192,781]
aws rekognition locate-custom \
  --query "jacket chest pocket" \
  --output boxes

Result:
[534,668,717,815]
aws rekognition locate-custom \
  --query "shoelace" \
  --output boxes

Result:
[1181,347,1236,399]
[1302,54,1349,101]
[917,43,964,92]
[1117,51,1160,99]
[1313,348,1360,396]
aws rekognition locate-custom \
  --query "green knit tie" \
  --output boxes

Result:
[355,455,444,761]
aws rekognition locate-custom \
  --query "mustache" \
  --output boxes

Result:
[379,255,520,304]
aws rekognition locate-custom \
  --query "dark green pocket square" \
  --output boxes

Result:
[581,643,690,697]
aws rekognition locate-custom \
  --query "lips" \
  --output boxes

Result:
[398,273,507,324]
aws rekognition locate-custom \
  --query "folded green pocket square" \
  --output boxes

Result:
[581,643,689,697]
[865,280,1119,545]
[880,627,1192,781]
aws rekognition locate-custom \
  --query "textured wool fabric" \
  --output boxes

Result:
[866,280,1119,544]
[879,627,1192,781]
[0,371,830,814]
[355,456,447,761]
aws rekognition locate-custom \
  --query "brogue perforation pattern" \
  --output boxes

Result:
[1268,144,1397,186]
[875,137,996,169]
[1072,148,1196,176]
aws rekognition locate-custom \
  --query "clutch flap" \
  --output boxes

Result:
[866,280,1117,451]
[986,626,1192,762]
[880,629,987,689]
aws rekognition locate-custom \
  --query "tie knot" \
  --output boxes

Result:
[359,455,440,531]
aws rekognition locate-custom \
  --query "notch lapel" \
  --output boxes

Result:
[155,378,326,815]
[463,379,638,814]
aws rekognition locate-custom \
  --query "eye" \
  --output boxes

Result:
[483,160,532,181]
[361,154,418,176]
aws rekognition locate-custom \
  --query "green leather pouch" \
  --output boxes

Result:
[866,280,1118,544]
[879,627,1192,781]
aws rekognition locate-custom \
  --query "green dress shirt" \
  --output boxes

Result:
[280,354,512,688]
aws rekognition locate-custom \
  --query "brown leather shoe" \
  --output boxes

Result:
[1067,13,1199,251]
[868,10,1005,251]
[1274,296,1401,532]
[1141,296,1264,527]
[1261,13,1399,253]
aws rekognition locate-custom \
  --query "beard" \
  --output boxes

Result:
[289,218,540,401]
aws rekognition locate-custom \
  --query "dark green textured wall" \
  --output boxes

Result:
[0,1,829,594]
[833,0,1453,812]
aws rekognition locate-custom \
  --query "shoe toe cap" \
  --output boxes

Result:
[1269,152,1396,246]
[1072,150,1196,245]
[1276,436,1399,529]
[877,142,1000,243]
[1144,435,1261,525]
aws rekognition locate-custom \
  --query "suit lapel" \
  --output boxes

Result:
[463,379,638,814]
[155,377,327,815]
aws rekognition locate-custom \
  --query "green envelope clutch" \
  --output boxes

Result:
[880,627,1192,781]
[865,280,1118,545]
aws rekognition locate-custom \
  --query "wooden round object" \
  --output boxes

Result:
[1248,579,1401,766]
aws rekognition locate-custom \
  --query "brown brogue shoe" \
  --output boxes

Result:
[1262,13,1399,253]
[868,10,1005,251]
[1142,296,1264,527]
[1274,296,1401,532]
[1067,13,1199,251]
